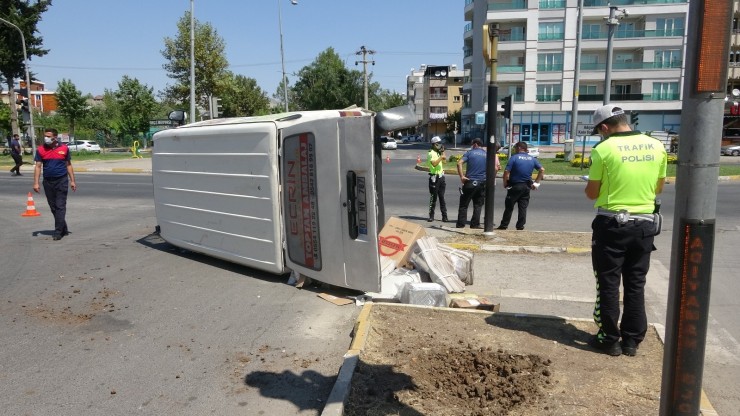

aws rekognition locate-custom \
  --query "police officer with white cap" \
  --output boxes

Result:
[426,136,448,222]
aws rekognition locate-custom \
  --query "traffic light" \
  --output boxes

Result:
[501,95,512,119]
[630,111,639,126]
[18,98,30,124]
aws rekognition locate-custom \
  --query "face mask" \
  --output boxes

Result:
[44,136,53,145]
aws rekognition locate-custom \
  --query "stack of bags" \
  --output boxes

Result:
[409,236,471,293]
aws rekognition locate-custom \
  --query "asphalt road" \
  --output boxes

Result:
[1,154,739,414]
[0,173,360,415]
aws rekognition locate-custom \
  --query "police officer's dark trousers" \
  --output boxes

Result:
[43,176,69,237]
[428,174,447,221]
[499,182,530,230]
[591,215,655,346]
[456,180,485,227]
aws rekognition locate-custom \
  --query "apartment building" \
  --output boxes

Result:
[462,0,688,146]
[406,64,465,140]
[725,0,740,144]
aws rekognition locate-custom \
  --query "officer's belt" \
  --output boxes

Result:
[596,207,654,222]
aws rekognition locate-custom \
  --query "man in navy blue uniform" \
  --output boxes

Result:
[497,142,544,230]
[33,128,77,241]
[455,138,498,229]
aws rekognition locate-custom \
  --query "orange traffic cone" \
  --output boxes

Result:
[386,154,391,163]
[21,192,41,217]
[416,154,421,164]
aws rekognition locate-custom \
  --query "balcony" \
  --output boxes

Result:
[585,0,686,5]
[580,61,682,71]
[537,63,564,71]
[539,0,566,8]
[464,22,472,34]
[579,93,681,101]
[499,65,525,73]
[536,94,562,102]
[500,32,526,42]
[539,33,565,41]
[489,0,527,10]
[582,28,684,39]
[429,94,448,100]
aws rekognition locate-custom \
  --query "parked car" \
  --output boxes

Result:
[380,136,397,150]
[721,144,740,156]
[67,140,101,153]
[497,145,539,158]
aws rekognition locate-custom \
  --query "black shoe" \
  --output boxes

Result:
[455,224,465,228]
[588,336,621,356]
[470,225,483,229]
[427,217,433,222]
[496,226,507,230]
[516,227,524,231]
[621,339,638,357]
[16,173,22,176]
[442,217,449,223]
[52,234,62,241]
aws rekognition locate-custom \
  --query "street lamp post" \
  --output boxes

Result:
[604,6,628,105]
[190,0,195,124]
[0,17,36,156]
[279,0,298,112]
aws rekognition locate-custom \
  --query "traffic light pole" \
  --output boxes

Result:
[0,17,36,155]
[483,24,500,233]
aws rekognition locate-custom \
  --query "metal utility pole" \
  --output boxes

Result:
[483,23,499,233]
[603,6,627,105]
[0,17,36,155]
[658,0,732,414]
[279,0,298,112]
[355,45,376,109]
[569,0,584,162]
[189,0,195,124]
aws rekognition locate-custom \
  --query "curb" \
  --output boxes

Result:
[445,241,589,254]
[322,304,720,416]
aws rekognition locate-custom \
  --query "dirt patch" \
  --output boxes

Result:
[442,230,591,249]
[346,304,663,416]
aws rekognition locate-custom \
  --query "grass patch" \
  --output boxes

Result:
[0,150,149,166]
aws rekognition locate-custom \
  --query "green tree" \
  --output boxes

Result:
[79,92,119,146]
[0,100,11,136]
[161,11,228,114]
[114,76,158,146]
[220,72,270,117]
[445,109,462,138]
[0,0,52,135]
[55,78,88,139]
[369,88,406,112]
[292,48,365,111]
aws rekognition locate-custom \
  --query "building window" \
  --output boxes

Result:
[579,85,597,95]
[537,84,562,102]
[615,22,636,39]
[583,24,602,40]
[538,22,564,41]
[581,54,600,71]
[656,17,684,37]
[652,82,680,100]
[538,53,563,71]
[504,85,525,102]
[655,49,682,68]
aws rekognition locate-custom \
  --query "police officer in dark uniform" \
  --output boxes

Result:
[33,128,77,241]
[455,138,495,229]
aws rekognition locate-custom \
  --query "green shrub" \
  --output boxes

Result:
[667,154,678,164]
[448,154,462,164]
[571,157,591,168]
[555,152,564,159]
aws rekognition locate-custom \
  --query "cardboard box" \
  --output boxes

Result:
[378,217,426,269]
[450,297,501,312]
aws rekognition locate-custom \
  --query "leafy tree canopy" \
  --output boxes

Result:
[161,10,228,113]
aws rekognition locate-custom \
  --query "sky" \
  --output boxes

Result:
[30,1,465,98]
